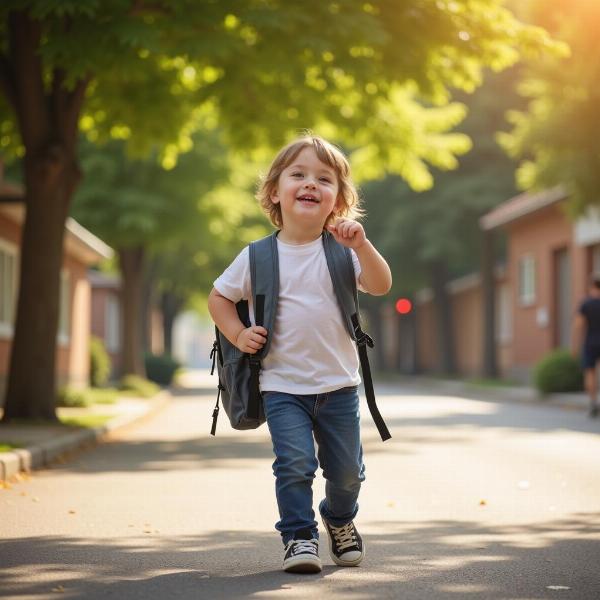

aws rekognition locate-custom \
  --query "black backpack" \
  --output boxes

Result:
[209,231,391,441]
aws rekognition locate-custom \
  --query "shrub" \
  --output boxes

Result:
[90,336,111,388]
[144,353,181,386]
[119,374,160,398]
[533,349,583,395]
[57,386,90,408]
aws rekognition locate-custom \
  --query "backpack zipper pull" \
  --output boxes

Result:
[209,341,218,375]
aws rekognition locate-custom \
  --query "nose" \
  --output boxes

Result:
[303,178,317,189]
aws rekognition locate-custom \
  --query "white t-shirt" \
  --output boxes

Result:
[213,236,363,394]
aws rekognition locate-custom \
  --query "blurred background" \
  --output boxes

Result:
[0,0,598,420]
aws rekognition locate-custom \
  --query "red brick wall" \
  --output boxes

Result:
[508,204,572,375]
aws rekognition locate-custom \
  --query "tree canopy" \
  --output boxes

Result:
[498,0,594,214]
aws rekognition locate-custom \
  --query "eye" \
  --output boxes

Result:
[291,171,303,178]
[320,176,333,183]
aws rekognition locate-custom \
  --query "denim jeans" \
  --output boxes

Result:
[263,386,365,545]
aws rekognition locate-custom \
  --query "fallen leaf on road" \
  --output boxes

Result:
[68,510,76,514]
[479,499,487,506]
[51,585,65,593]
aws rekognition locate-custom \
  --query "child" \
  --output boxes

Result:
[207,135,392,573]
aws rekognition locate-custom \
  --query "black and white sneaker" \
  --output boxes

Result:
[283,528,322,573]
[321,517,365,566]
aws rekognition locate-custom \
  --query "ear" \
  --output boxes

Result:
[333,194,343,215]
[271,187,280,204]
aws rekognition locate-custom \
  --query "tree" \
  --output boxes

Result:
[74,136,270,366]
[0,1,555,420]
[361,69,523,374]
[72,132,241,375]
[498,0,594,215]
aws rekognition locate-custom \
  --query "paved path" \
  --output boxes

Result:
[1,373,599,599]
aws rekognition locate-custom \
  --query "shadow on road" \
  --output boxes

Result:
[2,516,599,599]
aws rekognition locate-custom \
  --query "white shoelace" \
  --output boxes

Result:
[331,523,357,551]
[289,539,318,556]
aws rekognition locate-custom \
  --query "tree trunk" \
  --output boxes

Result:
[1,11,88,421]
[430,260,456,375]
[141,258,158,354]
[118,246,146,377]
[481,229,497,377]
[2,158,75,421]
[160,291,184,356]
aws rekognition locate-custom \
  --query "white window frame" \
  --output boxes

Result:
[57,268,70,346]
[518,254,536,307]
[0,238,18,339]
[104,293,121,353]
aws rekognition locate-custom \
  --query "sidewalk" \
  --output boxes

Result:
[0,389,171,484]
[379,373,590,412]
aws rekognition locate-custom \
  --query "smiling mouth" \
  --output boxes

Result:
[297,195,320,203]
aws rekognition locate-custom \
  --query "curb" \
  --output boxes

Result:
[0,390,171,483]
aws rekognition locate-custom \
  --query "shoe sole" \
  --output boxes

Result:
[321,516,365,567]
[283,555,323,574]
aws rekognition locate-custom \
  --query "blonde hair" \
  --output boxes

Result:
[256,135,363,229]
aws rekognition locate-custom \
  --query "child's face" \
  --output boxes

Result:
[271,147,340,230]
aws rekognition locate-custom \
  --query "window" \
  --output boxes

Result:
[105,294,120,353]
[518,255,536,306]
[0,241,18,337]
[58,269,70,344]
[495,283,512,343]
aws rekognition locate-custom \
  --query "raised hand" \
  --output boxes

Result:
[326,218,367,249]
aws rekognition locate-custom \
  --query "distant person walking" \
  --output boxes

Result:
[572,275,600,417]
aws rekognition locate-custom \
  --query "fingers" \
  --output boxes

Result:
[237,326,268,354]
[327,219,365,247]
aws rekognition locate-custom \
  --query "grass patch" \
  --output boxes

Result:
[86,388,118,404]
[59,414,112,429]
[0,443,22,452]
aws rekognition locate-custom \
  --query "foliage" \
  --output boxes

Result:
[533,349,583,395]
[119,374,159,398]
[56,385,118,407]
[0,1,559,186]
[498,0,596,214]
[144,353,180,386]
[56,386,90,408]
[360,68,523,301]
[90,336,111,388]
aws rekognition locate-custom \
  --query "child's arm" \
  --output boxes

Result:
[327,219,392,296]
[207,288,268,354]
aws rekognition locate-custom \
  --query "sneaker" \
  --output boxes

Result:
[321,517,365,566]
[283,528,322,573]
[589,405,599,418]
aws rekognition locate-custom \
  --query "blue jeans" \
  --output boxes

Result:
[263,386,365,545]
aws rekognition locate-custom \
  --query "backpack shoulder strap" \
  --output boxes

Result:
[322,230,391,442]
[322,230,358,340]
[249,231,279,358]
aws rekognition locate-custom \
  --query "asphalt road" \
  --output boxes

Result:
[1,372,600,599]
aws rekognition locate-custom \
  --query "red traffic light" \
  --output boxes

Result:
[395,298,412,314]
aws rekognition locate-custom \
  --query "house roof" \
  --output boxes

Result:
[479,186,568,231]
[88,270,121,289]
[0,201,113,264]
